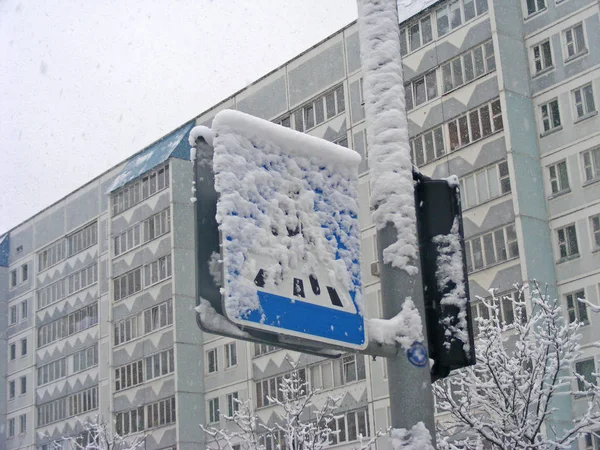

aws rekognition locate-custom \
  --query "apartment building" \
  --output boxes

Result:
[2,0,600,448]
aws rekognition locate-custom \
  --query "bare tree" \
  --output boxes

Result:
[203,361,386,449]
[48,415,146,450]
[434,284,600,449]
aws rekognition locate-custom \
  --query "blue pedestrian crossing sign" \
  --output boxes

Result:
[211,110,367,350]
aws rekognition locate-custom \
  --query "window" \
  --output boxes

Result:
[21,299,28,319]
[448,99,503,151]
[292,86,345,132]
[38,303,98,347]
[548,161,570,195]
[405,71,438,111]
[38,239,67,272]
[254,343,278,357]
[21,338,27,356]
[564,23,586,59]
[342,354,366,383]
[526,0,546,16]
[21,264,28,283]
[329,409,370,444]
[532,41,553,74]
[207,348,218,374]
[10,342,16,360]
[410,127,445,166]
[575,358,596,391]
[9,305,17,325]
[67,222,98,256]
[583,148,600,182]
[145,348,175,381]
[115,406,145,436]
[460,161,510,209]
[38,277,67,309]
[227,392,239,416]
[143,298,173,334]
[73,344,98,373]
[8,418,15,438]
[114,223,141,256]
[112,165,170,216]
[68,262,98,295]
[437,0,462,36]
[208,398,220,423]
[116,360,144,392]
[10,269,17,288]
[557,224,579,260]
[400,15,433,56]
[591,214,600,249]
[20,376,27,395]
[114,314,141,346]
[38,357,67,386]
[19,414,26,434]
[574,84,596,119]
[225,342,237,368]
[464,224,519,273]
[442,40,495,93]
[9,380,15,399]
[36,387,98,426]
[144,254,172,287]
[146,397,176,429]
[143,208,171,242]
[541,100,561,133]
[113,267,142,301]
[567,290,588,325]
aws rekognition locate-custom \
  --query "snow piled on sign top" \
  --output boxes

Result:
[392,422,435,449]
[397,0,439,23]
[211,110,362,322]
[358,0,418,275]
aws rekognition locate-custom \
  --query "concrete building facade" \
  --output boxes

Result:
[2,0,600,448]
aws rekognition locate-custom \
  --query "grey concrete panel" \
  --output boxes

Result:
[171,208,195,252]
[174,341,205,394]
[322,119,347,142]
[36,250,98,289]
[237,76,288,120]
[432,136,507,178]
[288,42,345,107]
[35,206,66,250]
[99,218,108,255]
[511,154,549,220]
[519,216,556,291]
[504,93,538,159]
[113,379,175,412]
[492,0,525,40]
[100,178,114,212]
[469,278,492,298]
[36,290,98,325]
[100,258,108,295]
[488,264,524,292]
[408,77,500,136]
[350,79,365,125]
[462,200,515,237]
[111,191,171,235]
[8,225,33,264]
[36,371,99,404]
[111,235,172,278]
[354,130,369,175]
[170,158,194,206]
[112,330,173,366]
[66,189,100,232]
[144,429,177,450]
[405,19,493,82]
[346,31,362,74]
[497,34,531,98]
[112,282,173,321]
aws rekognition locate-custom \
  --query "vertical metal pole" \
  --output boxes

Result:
[356,0,436,443]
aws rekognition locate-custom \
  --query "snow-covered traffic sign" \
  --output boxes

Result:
[211,110,367,350]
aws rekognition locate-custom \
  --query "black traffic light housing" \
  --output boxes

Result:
[414,172,476,381]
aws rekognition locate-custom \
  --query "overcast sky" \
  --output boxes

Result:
[0,0,360,233]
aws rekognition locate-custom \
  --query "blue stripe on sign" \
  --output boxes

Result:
[243,291,365,346]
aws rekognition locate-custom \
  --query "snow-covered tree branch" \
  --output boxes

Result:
[202,360,386,449]
[47,415,145,450]
[434,283,600,449]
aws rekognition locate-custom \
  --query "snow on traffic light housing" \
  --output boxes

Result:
[415,174,476,381]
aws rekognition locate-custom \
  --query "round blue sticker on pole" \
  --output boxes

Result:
[407,342,428,367]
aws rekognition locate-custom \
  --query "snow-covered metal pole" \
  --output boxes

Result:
[356,0,436,446]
